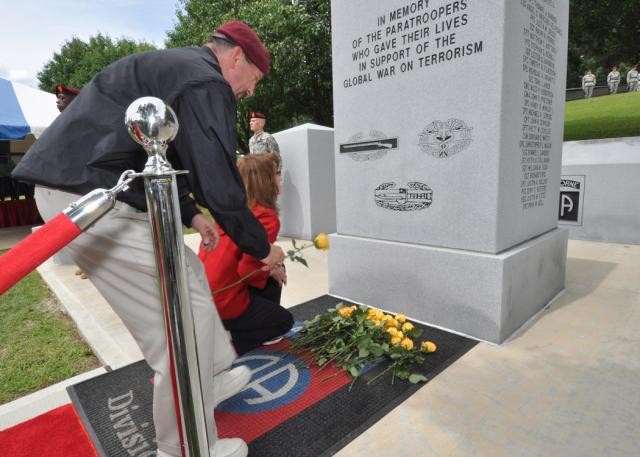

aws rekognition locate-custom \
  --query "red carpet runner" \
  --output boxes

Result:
[0,404,98,457]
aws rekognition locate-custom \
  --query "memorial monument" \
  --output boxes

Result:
[275,124,337,240]
[329,0,570,343]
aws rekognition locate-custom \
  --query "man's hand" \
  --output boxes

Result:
[191,213,219,251]
[259,244,285,270]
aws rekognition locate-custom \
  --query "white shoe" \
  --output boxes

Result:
[262,335,283,345]
[156,438,248,457]
[210,438,248,457]
[213,365,251,406]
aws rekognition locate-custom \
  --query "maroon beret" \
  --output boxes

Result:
[55,84,80,96]
[215,21,271,75]
[250,111,266,119]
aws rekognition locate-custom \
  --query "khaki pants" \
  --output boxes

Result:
[584,86,594,98]
[35,187,236,456]
[609,81,619,93]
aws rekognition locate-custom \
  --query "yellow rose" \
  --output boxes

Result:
[384,316,399,329]
[401,338,414,350]
[313,233,330,250]
[338,306,355,318]
[367,308,384,327]
[395,313,407,324]
[386,327,399,336]
[401,322,414,333]
[390,335,402,346]
[421,340,437,353]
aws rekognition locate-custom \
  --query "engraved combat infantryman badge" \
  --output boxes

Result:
[418,118,473,158]
[374,182,433,211]
[340,130,398,162]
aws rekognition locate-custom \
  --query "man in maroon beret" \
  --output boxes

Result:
[15,20,282,457]
[54,83,80,112]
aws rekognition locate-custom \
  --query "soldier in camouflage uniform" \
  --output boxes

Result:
[627,65,639,92]
[607,66,621,94]
[248,111,281,173]
[582,69,596,98]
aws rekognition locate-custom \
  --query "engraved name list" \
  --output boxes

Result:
[519,0,561,210]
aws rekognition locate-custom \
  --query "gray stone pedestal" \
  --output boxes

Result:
[329,228,567,343]
[275,123,336,240]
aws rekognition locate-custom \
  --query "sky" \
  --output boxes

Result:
[0,0,180,88]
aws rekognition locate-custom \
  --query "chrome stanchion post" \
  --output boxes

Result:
[125,97,209,457]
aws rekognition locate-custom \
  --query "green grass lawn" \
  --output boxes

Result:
[0,258,100,404]
[564,92,640,141]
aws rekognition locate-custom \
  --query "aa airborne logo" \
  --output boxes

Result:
[558,175,585,226]
[217,350,311,414]
[418,118,473,158]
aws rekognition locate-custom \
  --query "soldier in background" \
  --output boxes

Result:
[54,84,80,112]
[626,64,639,92]
[582,69,596,98]
[248,111,281,174]
[607,65,621,94]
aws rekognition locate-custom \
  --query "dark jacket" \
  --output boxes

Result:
[13,46,269,259]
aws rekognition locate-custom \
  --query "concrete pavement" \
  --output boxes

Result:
[0,231,638,456]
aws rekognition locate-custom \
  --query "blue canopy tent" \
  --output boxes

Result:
[0,78,58,227]
[0,77,59,140]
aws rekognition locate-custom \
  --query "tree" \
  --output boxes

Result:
[167,0,332,150]
[567,0,640,87]
[38,34,156,93]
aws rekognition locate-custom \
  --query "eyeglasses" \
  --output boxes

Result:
[211,33,237,47]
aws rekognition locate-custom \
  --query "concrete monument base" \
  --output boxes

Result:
[328,228,568,344]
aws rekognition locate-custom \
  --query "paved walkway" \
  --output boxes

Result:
[1,231,638,456]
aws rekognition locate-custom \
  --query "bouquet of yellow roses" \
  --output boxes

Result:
[288,302,437,388]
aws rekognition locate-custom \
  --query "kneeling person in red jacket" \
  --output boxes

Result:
[199,154,293,354]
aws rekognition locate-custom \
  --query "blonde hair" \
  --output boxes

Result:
[237,153,279,211]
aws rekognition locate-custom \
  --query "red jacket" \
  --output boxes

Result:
[199,205,280,319]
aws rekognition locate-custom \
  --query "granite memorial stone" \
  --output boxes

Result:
[275,124,337,240]
[329,0,570,343]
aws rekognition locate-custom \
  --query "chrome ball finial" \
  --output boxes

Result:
[125,97,178,155]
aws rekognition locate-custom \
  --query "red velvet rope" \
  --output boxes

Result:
[0,213,82,295]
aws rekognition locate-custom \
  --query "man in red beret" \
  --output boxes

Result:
[15,20,282,457]
[55,83,87,280]
[54,84,80,112]
[249,111,282,173]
